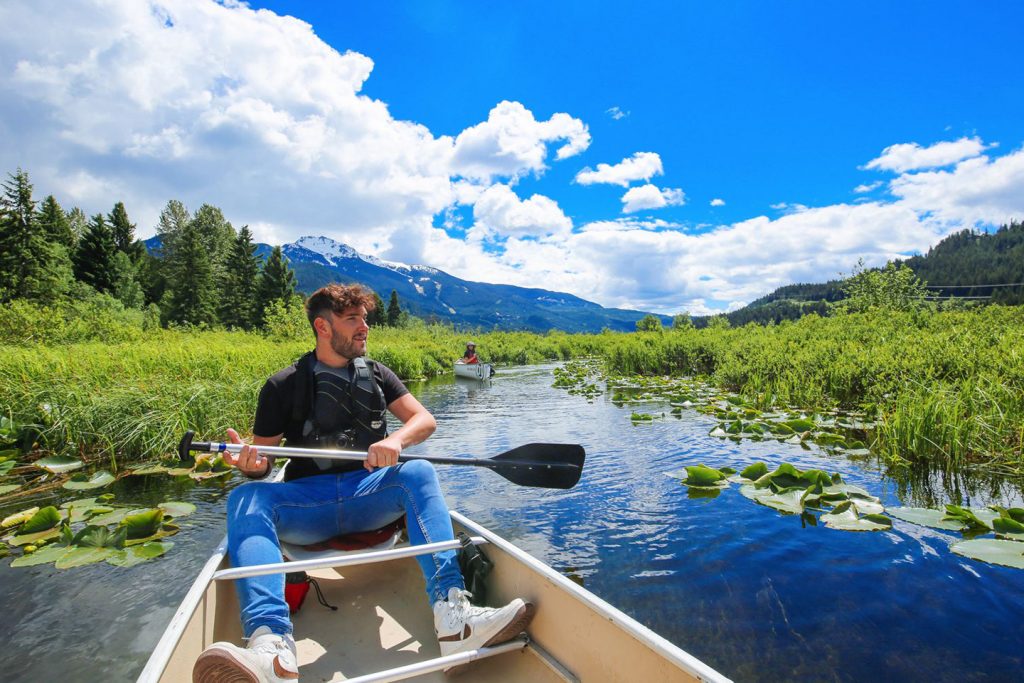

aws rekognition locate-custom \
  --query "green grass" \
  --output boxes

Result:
[1,301,1021,476]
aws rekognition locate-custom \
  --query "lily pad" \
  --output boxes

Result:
[739,462,769,481]
[63,470,116,490]
[887,507,967,531]
[34,456,84,474]
[681,464,728,487]
[992,517,1024,541]
[951,539,1024,569]
[16,506,61,535]
[86,507,133,526]
[2,506,39,529]
[157,501,196,518]
[740,486,806,514]
[72,524,127,549]
[822,502,893,532]
[8,527,61,546]
[943,505,994,530]
[55,546,115,569]
[9,543,70,568]
[106,541,173,568]
[128,462,170,476]
[120,508,165,539]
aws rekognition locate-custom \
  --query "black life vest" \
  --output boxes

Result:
[284,351,388,479]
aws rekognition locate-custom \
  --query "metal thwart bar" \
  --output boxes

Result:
[212,536,488,581]
[342,636,529,683]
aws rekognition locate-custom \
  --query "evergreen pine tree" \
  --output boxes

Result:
[367,291,386,327]
[73,214,119,294]
[221,226,261,329]
[191,203,236,280]
[37,195,75,250]
[164,220,217,326]
[108,201,136,253]
[257,246,296,327]
[66,207,88,245]
[155,199,191,264]
[386,290,402,327]
[0,168,71,301]
[136,249,166,306]
[112,251,144,309]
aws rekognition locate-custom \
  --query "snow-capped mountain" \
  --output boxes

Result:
[278,235,666,332]
[148,234,666,332]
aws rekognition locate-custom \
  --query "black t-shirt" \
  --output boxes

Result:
[253,356,409,480]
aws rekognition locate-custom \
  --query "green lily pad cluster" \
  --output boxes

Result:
[668,461,891,531]
[1,494,194,569]
[669,461,1024,569]
[552,361,603,400]
[1,426,232,508]
[552,361,878,455]
[887,505,1024,569]
[126,453,233,481]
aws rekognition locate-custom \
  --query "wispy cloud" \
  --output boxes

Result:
[853,181,882,193]
[605,106,630,121]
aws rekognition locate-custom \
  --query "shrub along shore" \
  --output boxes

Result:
[1,301,1021,478]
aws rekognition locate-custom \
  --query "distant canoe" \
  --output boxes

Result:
[454,361,494,380]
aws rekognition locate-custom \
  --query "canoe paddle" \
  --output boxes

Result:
[178,430,585,489]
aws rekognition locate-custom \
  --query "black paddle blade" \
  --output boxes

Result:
[491,443,585,489]
[177,430,197,466]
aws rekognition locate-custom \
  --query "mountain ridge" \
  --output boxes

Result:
[148,234,669,333]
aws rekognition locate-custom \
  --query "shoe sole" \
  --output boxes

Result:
[192,648,261,683]
[445,601,536,675]
[482,601,536,648]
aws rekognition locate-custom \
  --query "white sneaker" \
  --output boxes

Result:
[192,625,299,682]
[433,587,535,663]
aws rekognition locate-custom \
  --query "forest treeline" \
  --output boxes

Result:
[0,167,408,336]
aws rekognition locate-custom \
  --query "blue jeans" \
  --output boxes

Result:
[225,460,464,637]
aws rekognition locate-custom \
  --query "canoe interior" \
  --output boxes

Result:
[153,514,723,682]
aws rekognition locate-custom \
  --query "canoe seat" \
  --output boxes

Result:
[280,516,406,563]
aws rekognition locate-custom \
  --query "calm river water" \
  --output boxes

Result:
[2,363,1023,682]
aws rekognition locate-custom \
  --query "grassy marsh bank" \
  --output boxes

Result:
[1,303,1021,479]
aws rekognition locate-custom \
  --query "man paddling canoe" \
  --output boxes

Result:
[193,283,534,682]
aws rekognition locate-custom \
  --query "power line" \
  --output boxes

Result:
[924,282,1024,289]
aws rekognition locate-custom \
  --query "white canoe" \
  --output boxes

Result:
[454,361,494,380]
[137,510,730,683]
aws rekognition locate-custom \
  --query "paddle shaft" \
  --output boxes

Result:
[190,441,579,473]
[178,431,585,489]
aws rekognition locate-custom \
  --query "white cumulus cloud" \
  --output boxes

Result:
[863,136,989,173]
[574,151,663,187]
[710,198,725,206]
[451,100,590,182]
[468,184,572,242]
[621,184,686,213]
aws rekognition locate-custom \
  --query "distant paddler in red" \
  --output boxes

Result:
[462,341,479,364]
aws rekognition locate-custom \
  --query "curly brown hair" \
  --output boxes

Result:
[305,283,378,332]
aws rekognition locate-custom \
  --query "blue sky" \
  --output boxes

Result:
[1,1,1022,314]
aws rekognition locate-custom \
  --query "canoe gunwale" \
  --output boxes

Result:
[451,511,732,683]
[135,536,228,683]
